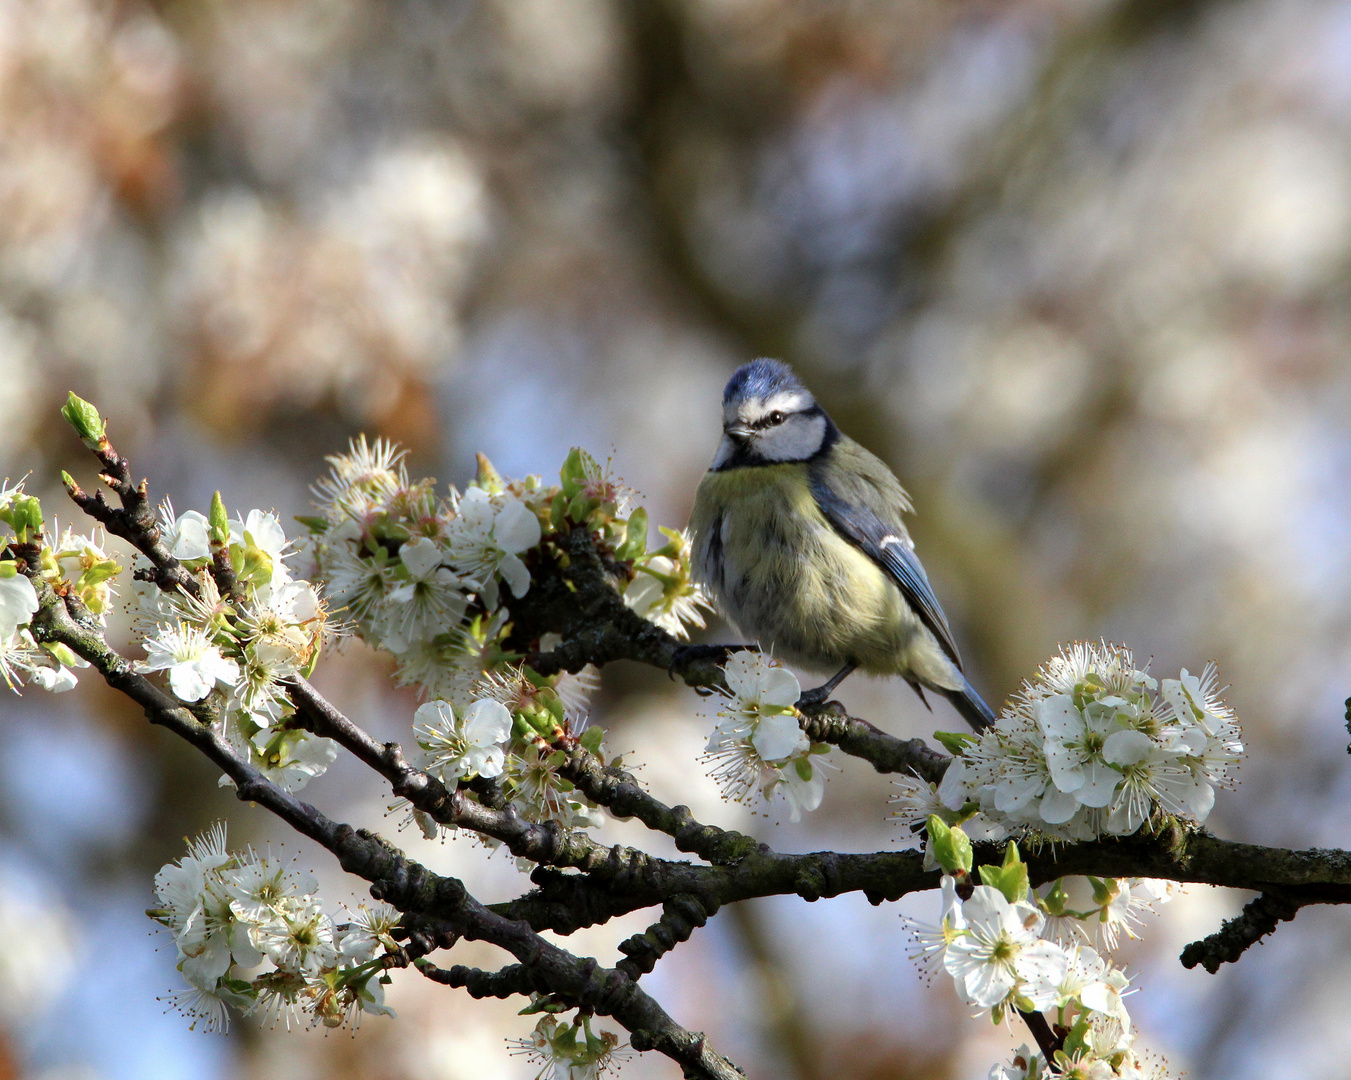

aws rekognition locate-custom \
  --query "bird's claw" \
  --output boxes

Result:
[795,685,836,710]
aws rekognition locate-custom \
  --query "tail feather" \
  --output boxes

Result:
[943,675,997,732]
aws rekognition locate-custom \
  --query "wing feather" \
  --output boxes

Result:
[808,466,963,670]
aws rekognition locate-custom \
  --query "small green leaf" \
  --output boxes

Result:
[933,730,977,755]
[559,447,588,496]
[1042,878,1069,916]
[0,495,43,542]
[617,507,648,561]
[566,490,595,522]
[976,841,1029,904]
[1059,1016,1093,1060]
[41,642,81,668]
[578,726,605,755]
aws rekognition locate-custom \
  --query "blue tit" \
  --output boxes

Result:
[689,358,996,730]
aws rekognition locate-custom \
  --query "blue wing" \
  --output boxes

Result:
[808,474,964,670]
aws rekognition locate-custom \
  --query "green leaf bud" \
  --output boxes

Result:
[208,491,229,545]
[475,452,505,494]
[61,392,106,447]
[927,814,973,876]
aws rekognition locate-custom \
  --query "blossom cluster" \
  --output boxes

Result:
[134,502,337,793]
[933,643,1243,842]
[909,830,1172,1080]
[302,438,710,706]
[703,651,831,822]
[0,481,113,694]
[149,824,399,1032]
[509,1007,631,1080]
[409,666,606,839]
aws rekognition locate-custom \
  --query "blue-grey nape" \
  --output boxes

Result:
[723,358,804,404]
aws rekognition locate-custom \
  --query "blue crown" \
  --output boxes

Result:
[722,358,805,405]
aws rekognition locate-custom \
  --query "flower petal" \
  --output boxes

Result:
[751,714,807,762]
[463,698,513,746]
[1102,728,1153,767]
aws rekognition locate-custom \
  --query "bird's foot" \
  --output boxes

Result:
[795,662,857,711]
[795,684,837,710]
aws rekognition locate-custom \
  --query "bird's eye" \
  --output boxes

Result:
[767,411,785,426]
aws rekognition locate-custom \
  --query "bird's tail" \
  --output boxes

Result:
[943,674,998,732]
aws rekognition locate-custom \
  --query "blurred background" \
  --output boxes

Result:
[3,0,1351,1076]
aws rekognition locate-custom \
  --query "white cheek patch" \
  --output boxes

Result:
[755,414,827,462]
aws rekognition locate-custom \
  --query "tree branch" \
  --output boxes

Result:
[27,581,744,1080]
[1179,890,1304,974]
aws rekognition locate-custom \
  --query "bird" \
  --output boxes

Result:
[688,358,996,731]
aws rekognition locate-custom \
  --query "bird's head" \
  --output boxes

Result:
[713,359,834,469]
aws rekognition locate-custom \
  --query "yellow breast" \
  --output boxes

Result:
[691,465,925,674]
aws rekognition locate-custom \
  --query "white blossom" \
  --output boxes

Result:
[311,435,408,519]
[247,727,338,793]
[317,532,394,626]
[251,898,338,976]
[0,573,38,639]
[221,852,319,925]
[890,773,951,832]
[906,874,967,980]
[445,486,541,607]
[140,623,240,702]
[0,630,88,694]
[337,902,401,965]
[230,509,295,587]
[623,538,713,639]
[505,739,600,828]
[703,652,829,822]
[942,886,1067,1011]
[151,826,396,1033]
[508,1014,631,1080]
[940,643,1243,841]
[415,697,512,783]
[380,536,469,653]
[160,503,211,561]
